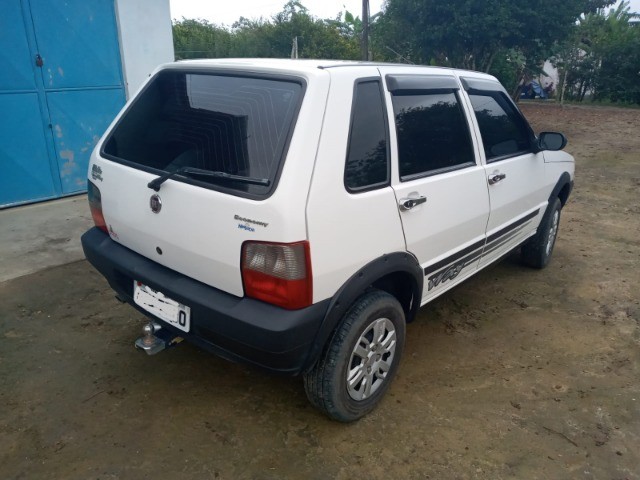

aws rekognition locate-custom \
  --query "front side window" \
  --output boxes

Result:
[468,93,532,161]
[344,80,389,192]
[102,71,303,197]
[391,92,475,180]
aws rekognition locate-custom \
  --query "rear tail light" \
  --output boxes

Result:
[241,241,312,310]
[87,180,107,233]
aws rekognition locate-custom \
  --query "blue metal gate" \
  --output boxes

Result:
[0,0,126,207]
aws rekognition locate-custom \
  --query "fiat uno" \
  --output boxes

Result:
[82,59,574,421]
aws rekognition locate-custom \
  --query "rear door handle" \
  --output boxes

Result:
[488,173,506,185]
[399,195,427,211]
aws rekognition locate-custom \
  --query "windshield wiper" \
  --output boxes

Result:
[148,166,270,192]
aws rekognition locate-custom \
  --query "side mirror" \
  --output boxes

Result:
[538,132,567,151]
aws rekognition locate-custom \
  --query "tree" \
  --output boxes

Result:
[173,19,233,59]
[552,2,640,104]
[592,3,640,103]
[376,0,614,94]
[172,2,360,61]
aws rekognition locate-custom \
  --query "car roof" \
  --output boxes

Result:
[166,58,497,81]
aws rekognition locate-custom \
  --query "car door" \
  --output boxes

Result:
[460,77,549,267]
[381,70,491,304]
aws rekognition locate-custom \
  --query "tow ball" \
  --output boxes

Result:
[134,321,182,355]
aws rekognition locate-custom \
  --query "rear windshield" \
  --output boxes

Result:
[102,70,304,197]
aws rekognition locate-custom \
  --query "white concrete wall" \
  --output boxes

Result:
[115,0,175,98]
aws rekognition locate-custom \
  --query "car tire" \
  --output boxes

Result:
[521,197,562,269]
[303,289,405,422]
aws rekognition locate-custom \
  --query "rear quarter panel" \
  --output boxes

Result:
[306,67,407,303]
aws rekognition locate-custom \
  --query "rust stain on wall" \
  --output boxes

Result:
[59,150,76,178]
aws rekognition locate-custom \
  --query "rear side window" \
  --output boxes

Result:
[102,71,303,197]
[468,93,531,161]
[344,80,389,192]
[391,92,475,180]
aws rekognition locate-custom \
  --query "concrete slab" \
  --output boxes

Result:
[0,195,92,283]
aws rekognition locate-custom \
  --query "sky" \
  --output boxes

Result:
[169,0,640,25]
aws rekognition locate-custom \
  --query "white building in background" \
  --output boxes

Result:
[539,60,560,92]
[116,0,175,98]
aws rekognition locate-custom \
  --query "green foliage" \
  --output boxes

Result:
[487,49,524,94]
[172,1,359,61]
[376,0,614,96]
[173,19,232,59]
[592,3,640,103]
[378,0,611,69]
[554,2,640,104]
[171,0,638,104]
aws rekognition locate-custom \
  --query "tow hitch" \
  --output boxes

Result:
[134,321,183,355]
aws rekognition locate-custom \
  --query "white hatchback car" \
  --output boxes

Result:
[82,59,574,421]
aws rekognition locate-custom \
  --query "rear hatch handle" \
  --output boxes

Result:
[148,166,270,192]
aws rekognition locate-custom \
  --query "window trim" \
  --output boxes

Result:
[99,68,307,201]
[461,77,538,164]
[385,74,459,94]
[400,161,477,182]
[343,77,391,194]
[389,89,478,182]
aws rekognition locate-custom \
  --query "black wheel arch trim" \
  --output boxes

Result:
[549,172,573,206]
[303,251,423,372]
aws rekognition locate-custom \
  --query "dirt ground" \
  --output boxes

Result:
[1,103,639,480]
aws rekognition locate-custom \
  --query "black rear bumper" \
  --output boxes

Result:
[81,227,330,374]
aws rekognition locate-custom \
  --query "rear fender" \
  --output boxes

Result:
[302,252,423,372]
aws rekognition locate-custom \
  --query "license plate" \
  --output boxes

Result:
[133,281,191,332]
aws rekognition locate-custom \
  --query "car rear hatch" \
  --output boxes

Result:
[90,67,308,298]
